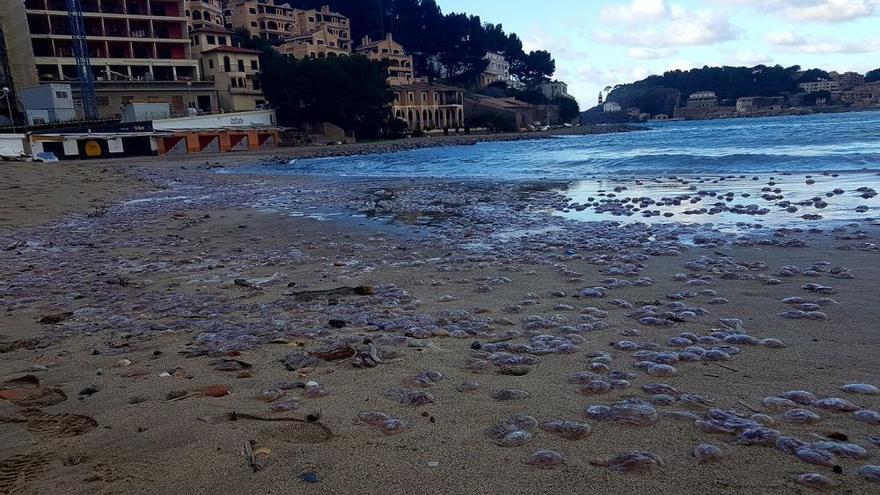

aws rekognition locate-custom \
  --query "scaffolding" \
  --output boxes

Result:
[66,0,98,120]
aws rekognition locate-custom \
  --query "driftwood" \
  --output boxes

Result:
[289,285,375,302]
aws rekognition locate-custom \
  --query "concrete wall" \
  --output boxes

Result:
[0,134,26,157]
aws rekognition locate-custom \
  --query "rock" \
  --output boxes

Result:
[114,359,132,368]
[203,384,230,397]
[38,312,73,324]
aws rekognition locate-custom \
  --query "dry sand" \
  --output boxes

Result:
[0,152,878,495]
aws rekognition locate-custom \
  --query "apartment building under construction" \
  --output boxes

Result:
[0,0,216,120]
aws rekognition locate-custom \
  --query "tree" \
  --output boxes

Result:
[866,68,880,83]
[797,68,830,83]
[511,50,555,87]
[260,55,394,138]
[556,97,580,122]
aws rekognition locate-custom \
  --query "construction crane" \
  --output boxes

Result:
[66,0,98,120]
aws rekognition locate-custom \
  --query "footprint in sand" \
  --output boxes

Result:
[0,451,56,493]
[0,409,98,438]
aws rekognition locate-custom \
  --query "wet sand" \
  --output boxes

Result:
[0,153,879,495]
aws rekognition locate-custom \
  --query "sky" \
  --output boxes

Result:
[437,0,880,106]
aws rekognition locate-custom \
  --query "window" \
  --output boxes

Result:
[219,36,228,45]
[408,92,413,102]
[250,21,258,27]
[249,8,256,14]
[250,60,258,70]
[208,60,214,69]
[96,96,110,106]
[238,60,245,72]
[421,93,427,102]
[206,35,215,44]
[55,90,69,99]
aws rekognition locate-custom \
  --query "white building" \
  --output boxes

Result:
[480,51,510,88]
[603,101,622,112]
[687,90,718,108]
[18,83,76,126]
[799,79,841,97]
[539,81,569,100]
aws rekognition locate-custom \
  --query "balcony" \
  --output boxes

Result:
[33,0,183,18]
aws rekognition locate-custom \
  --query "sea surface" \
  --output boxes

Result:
[234,111,880,179]
[228,111,880,229]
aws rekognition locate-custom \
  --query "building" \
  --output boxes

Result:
[687,91,718,108]
[799,79,841,98]
[736,96,784,113]
[603,101,622,113]
[480,52,510,88]
[224,0,294,43]
[18,83,76,125]
[278,25,350,59]
[539,81,569,101]
[0,0,216,120]
[466,94,559,129]
[829,71,865,91]
[841,82,880,106]
[186,0,225,32]
[189,25,265,111]
[28,109,279,159]
[200,46,265,111]
[392,82,464,131]
[189,25,234,56]
[290,5,350,50]
[0,24,14,126]
[355,34,414,86]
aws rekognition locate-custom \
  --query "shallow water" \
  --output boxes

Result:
[230,111,880,179]
[225,111,880,230]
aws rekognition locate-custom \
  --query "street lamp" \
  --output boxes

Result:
[1,87,15,134]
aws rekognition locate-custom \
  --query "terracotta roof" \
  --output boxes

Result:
[470,96,535,110]
[202,46,262,54]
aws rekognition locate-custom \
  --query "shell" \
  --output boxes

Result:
[811,441,868,459]
[491,388,530,401]
[780,390,817,405]
[859,465,880,482]
[539,420,592,440]
[762,396,799,411]
[527,450,567,468]
[839,383,880,395]
[794,448,837,467]
[793,473,837,491]
[594,451,664,473]
[693,444,724,463]
[812,397,859,412]
[854,410,880,425]
[781,409,822,424]
[384,387,435,406]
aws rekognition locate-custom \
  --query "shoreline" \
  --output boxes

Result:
[60,124,647,167]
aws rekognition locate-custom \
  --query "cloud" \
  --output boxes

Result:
[764,29,880,53]
[600,0,670,24]
[720,0,878,22]
[595,7,739,47]
[731,50,773,65]
[628,47,679,59]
